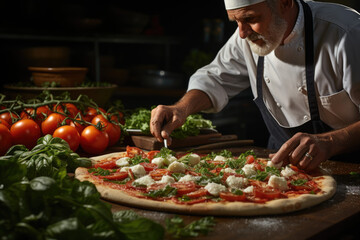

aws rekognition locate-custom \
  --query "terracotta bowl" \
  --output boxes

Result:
[28,67,88,87]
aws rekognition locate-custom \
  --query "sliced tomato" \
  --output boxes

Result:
[210,167,223,174]
[246,155,255,164]
[125,180,146,191]
[254,187,282,200]
[186,188,208,199]
[94,160,117,169]
[126,146,147,158]
[220,191,247,202]
[128,169,136,180]
[246,195,268,204]
[185,170,202,176]
[171,196,208,205]
[146,183,168,192]
[288,172,312,181]
[147,150,160,160]
[140,162,158,172]
[171,181,196,195]
[149,169,170,181]
[289,165,308,174]
[254,161,265,171]
[100,171,128,180]
[290,180,319,192]
[289,184,313,191]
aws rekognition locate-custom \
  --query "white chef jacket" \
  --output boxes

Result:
[187,0,360,130]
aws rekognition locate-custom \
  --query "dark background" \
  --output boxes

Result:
[0,0,358,147]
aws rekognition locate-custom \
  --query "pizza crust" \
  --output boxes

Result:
[89,152,127,164]
[75,152,337,216]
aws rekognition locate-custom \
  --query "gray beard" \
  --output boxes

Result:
[246,13,288,56]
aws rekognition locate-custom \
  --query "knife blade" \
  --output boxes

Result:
[163,138,168,148]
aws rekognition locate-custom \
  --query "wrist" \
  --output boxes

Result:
[324,128,352,157]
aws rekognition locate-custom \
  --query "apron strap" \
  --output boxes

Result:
[300,0,321,122]
[257,0,325,132]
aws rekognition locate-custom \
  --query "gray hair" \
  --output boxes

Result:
[266,0,278,12]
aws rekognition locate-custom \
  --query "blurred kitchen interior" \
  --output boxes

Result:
[0,0,358,147]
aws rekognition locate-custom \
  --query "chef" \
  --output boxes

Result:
[150,0,360,170]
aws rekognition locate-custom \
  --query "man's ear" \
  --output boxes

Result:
[279,0,295,14]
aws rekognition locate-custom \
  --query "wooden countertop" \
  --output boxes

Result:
[102,147,360,239]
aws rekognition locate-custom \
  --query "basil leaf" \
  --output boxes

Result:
[231,189,243,195]
[166,216,215,238]
[88,168,111,176]
[291,179,308,186]
[144,185,177,198]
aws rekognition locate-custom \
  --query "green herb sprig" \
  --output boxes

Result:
[166,216,216,238]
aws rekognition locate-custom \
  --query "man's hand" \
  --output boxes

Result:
[150,90,213,146]
[270,132,334,171]
[150,105,187,145]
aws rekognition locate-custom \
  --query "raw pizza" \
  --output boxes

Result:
[75,146,336,216]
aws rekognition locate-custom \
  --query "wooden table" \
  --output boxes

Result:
[105,147,360,239]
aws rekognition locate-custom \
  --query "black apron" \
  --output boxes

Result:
[254,0,332,150]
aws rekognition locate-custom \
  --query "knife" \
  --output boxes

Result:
[163,138,168,148]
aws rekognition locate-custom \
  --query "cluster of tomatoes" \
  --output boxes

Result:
[0,102,125,156]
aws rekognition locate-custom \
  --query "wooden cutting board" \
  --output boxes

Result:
[131,133,239,150]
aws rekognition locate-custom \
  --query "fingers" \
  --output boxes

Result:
[271,136,300,164]
[298,146,317,169]
[150,106,166,142]
[271,132,329,171]
[150,105,186,144]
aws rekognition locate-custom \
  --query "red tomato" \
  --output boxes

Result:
[289,180,319,192]
[0,120,10,129]
[147,183,168,192]
[80,125,109,155]
[125,180,147,191]
[186,188,209,199]
[246,155,255,164]
[10,119,41,149]
[171,181,196,195]
[53,125,80,151]
[254,187,282,200]
[109,111,125,125]
[94,160,117,169]
[0,124,13,155]
[53,103,80,118]
[91,114,108,126]
[83,107,106,122]
[140,162,158,172]
[99,171,128,180]
[70,119,87,134]
[104,123,121,147]
[126,146,146,158]
[147,150,160,160]
[20,106,52,125]
[41,113,66,135]
[91,114,121,147]
[0,112,18,125]
[149,169,170,181]
[219,191,247,201]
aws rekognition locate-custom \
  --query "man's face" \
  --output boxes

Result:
[227,1,288,56]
